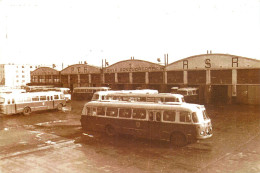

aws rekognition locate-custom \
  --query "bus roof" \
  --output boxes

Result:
[105,92,184,98]
[85,101,204,112]
[177,87,198,91]
[73,87,110,90]
[0,91,63,98]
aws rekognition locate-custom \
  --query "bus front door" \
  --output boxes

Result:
[148,110,162,140]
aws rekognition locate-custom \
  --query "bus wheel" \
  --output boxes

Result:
[57,103,63,111]
[170,132,187,147]
[105,125,117,137]
[23,107,31,115]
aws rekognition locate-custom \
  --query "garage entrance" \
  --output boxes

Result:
[211,85,228,104]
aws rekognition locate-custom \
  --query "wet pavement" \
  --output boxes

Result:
[0,101,260,173]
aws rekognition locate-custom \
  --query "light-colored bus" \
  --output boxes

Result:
[91,89,159,101]
[81,101,213,146]
[72,87,111,100]
[52,88,71,102]
[92,92,185,104]
[0,91,66,115]
[172,87,199,103]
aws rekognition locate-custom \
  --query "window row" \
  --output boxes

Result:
[85,107,199,123]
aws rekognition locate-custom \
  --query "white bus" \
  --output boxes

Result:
[91,89,159,101]
[0,91,66,115]
[81,101,213,146]
[72,87,111,100]
[172,87,199,103]
[92,92,185,104]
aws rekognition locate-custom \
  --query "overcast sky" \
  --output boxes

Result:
[0,0,259,67]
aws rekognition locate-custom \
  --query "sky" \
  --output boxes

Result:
[0,0,260,68]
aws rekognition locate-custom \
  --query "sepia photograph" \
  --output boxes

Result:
[0,0,260,172]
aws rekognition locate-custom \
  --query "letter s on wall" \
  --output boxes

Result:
[205,59,211,68]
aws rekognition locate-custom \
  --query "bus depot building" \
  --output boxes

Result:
[30,54,260,105]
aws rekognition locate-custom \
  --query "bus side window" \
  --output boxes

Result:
[12,99,15,104]
[180,111,191,123]
[54,95,59,100]
[119,108,131,118]
[97,107,106,116]
[163,111,176,122]
[156,112,161,121]
[102,96,105,100]
[7,99,11,104]
[106,107,118,117]
[40,96,46,101]
[149,112,153,121]
[140,97,146,102]
[133,109,146,119]
[32,96,39,102]
[87,107,92,116]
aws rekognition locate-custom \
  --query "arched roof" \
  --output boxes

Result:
[31,67,59,75]
[166,53,260,71]
[104,59,164,73]
[61,64,101,75]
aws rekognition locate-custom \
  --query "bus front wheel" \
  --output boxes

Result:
[105,125,117,137]
[23,107,31,115]
[57,103,63,111]
[170,132,187,147]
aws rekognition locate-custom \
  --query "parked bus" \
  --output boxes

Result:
[52,88,71,102]
[172,87,199,103]
[72,87,111,100]
[91,89,159,101]
[0,88,26,94]
[81,101,213,146]
[0,91,66,115]
[92,92,185,104]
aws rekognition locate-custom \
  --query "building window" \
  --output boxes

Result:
[22,80,25,83]
[22,71,24,73]
[16,70,18,73]
[16,80,19,82]
[16,75,19,78]
[22,66,24,68]
[22,75,25,78]
[30,66,32,68]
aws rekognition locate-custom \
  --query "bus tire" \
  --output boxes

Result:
[170,132,187,147]
[105,125,117,137]
[23,107,31,115]
[57,103,63,111]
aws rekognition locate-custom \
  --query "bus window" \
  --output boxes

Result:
[148,111,154,121]
[119,108,131,118]
[106,107,118,117]
[133,109,146,119]
[97,107,106,116]
[180,111,191,123]
[154,98,162,103]
[24,97,31,102]
[192,112,199,123]
[87,107,92,116]
[32,96,39,102]
[165,97,176,102]
[54,95,59,100]
[7,99,11,104]
[101,96,105,100]
[147,97,155,102]
[0,97,4,104]
[140,97,146,102]
[163,111,176,122]
[202,110,209,121]
[156,112,161,121]
[40,96,46,101]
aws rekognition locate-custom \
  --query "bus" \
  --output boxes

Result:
[0,91,66,115]
[172,87,199,103]
[25,86,71,102]
[91,89,159,101]
[72,87,111,100]
[92,92,185,104]
[52,88,71,102]
[81,101,213,146]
